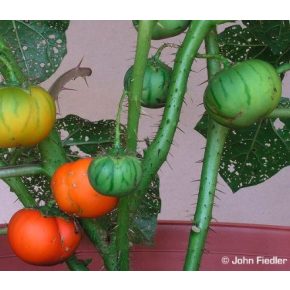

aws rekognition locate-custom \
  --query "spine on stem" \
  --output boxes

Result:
[183,28,229,270]
[116,20,155,271]
[129,21,215,213]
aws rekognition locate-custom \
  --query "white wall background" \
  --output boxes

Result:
[1,20,290,226]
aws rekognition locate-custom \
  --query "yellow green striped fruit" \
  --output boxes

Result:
[88,155,142,197]
[204,59,282,128]
[0,86,56,147]
[124,58,172,108]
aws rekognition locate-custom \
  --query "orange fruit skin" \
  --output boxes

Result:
[51,158,118,218]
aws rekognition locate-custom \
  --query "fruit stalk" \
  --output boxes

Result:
[268,108,290,119]
[183,28,229,270]
[116,20,155,271]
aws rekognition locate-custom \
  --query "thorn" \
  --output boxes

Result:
[166,159,173,170]
[203,248,210,254]
[76,57,84,68]
[211,217,218,222]
[197,102,204,107]
[177,126,185,133]
[216,188,226,194]
[208,226,217,234]
[191,179,201,183]
[82,76,89,87]
[215,194,221,201]
[62,87,77,92]
[198,79,208,86]
[195,159,204,164]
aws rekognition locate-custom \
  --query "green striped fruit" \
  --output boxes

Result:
[124,57,172,108]
[0,86,56,147]
[88,155,142,197]
[204,59,282,128]
[133,20,190,40]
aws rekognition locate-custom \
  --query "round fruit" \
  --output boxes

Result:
[7,208,81,266]
[124,57,172,108]
[204,59,282,128]
[133,20,190,40]
[51,158,118,218]
[0,86,56,147]
[88,155,142,197]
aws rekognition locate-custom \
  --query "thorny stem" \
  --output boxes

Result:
[116,20,155,271]
[126,20,156,152]
[0,160,37,208]
[114,90,127,150]
[0,164,45,178]
[183,28,229,271]
[129,21,215,215]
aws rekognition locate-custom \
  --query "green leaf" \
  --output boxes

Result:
[218,21,290,66]
[55,114,126,157]
[195,108,290,192]
[129,175,161,245]
[0,20,69,84]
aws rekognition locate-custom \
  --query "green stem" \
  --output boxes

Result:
[126,20,156,152]
[276,63,290,74]
[116,20,155,271]
[65,256,90,271]
[130,21,215,214]
[0,164,45,178]
[183,28,229,271]
[79,219,117,271]
[0,160,37,208]
[114,90,127,150]
[268,108,290,119]
[196,53,231,69]
[0,227,7,235]
[154,43,180,60]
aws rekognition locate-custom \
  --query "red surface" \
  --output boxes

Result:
[1,221,290,271]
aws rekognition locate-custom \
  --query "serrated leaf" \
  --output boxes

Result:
[0,20,69,84]
[218,21,290,66]
[195,110,290,192]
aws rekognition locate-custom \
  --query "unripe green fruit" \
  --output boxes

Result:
[88,155,142,197]
[204,59,282,128]
[124,57,172,108]
[133,20,190,40]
